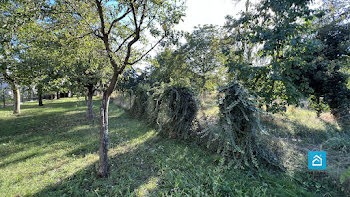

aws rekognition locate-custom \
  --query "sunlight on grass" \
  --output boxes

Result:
[0,98,345,196]
[135,176,160,197]
[285,106,340,131]
[109,130,157,157]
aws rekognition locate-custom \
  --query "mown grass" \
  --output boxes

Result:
[0,97,344,196]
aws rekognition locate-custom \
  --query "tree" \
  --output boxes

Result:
[148,47,193,87]
[56,0,185,177]
[149,26,226,94]
[224,0,317,111]
[181,25,226,93]
[62,36,109,120]
[18,19,67,107]
[0,0,47,113]
[0,0,24,114]
[299,22,350,122]
[224,0,350,124]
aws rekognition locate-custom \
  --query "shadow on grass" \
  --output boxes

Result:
[33,138,161,196]
[0,150,49,168]
[0,99,87,112]
[1,99,345,196]
[0,99,97,161]
[0,98,168,196]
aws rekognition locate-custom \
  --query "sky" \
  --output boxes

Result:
[135,0,247,70]
[175,0,246,32]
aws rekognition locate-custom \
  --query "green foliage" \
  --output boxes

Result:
[224,0,316,111]
[156,85,198,139]
[322,135,350,153]
[130,83,150,118]
[131,83,198,140]
[307,23,350,124]
[223,0,350,127]
[149,25,227,94]
[341,167,350,184]
[201,82,280,169]
[181,25,226,93]
[148,48,193,86]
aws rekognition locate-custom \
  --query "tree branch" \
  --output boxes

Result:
[113,33,135,53]
[127,34,166,65]
[107,9,131,35]
[95,0,106,36]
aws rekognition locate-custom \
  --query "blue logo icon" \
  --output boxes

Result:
[308,151,326,170]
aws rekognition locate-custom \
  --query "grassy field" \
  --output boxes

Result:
[0,97,345,196]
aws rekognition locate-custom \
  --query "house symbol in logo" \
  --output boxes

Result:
[312,155,322,166]
[308,151,326,169]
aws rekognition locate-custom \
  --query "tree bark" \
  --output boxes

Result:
[2,89,5,108]
[87,85,94,120]
[98,92,110,177]
[11,84,20,114]
[38,84,43,106]
[57,91,60,99]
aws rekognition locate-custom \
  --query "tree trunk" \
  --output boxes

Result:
[87,85,94,120]
[98,92,110,177]
[2,89,5,108]
[57,91,60,99]
[11,84,20,114]
[38,84,43,106]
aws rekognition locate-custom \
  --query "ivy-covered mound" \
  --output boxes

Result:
[201,82,280,169]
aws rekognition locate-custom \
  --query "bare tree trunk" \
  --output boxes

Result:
[2,89,5,108]
[98,92,110,177]
[38,84,43,106]
[57,91,60,99]
[87,85,94,120]
[11,84,20,114]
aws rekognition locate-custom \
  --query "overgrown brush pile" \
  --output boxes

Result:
[200,82,280,169]
[127,82,280,169]
[157,85,198,139]
[130,84,149,118]
[131,83,198,139]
